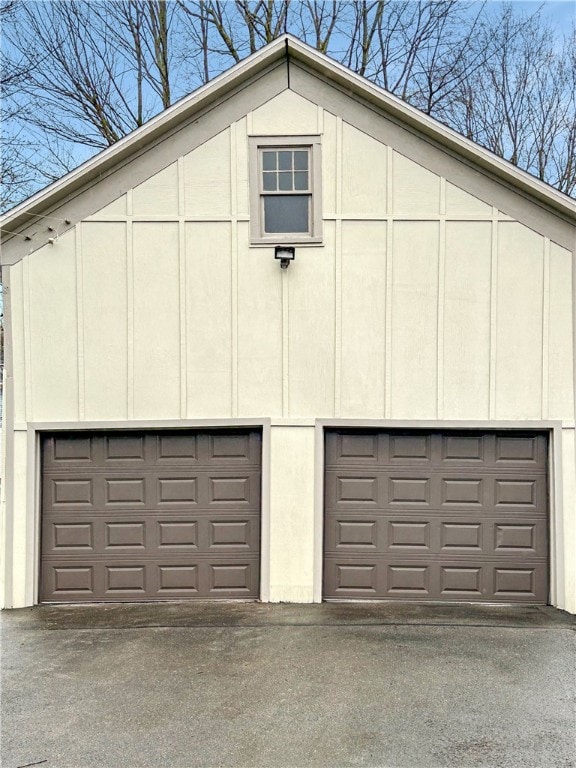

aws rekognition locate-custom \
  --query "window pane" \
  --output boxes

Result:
[264,195,309,233]
[262,151,277,170]
[263,171,277,191]
[278,172,293,191]
[294,151,308,170]
[278,151,292,171]
[294,171,308,191]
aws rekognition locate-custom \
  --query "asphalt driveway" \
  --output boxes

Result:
[1,602,575,768]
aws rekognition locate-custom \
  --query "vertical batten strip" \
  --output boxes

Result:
[75,225,85,420]
[386,146,394,217]
[1,267,15,606]
[385,222,394,418]
[317,105,324,134]
[177,157,188,419]
[281,269,290,417]
[437,178,447,419]
[437,232,446,419]
[126,190,134,419]
[385,147,394,417]
[22,258,33,421]
[231,224,238,416]
[230,122,239,417]
[334,219,342,417]
[335,118,343,216]
[489,209,499,418]
[334,117,343,417]
[177,156,185,217]
[230,120,238,218]
[542,238,551,419]
[573,249,576,433]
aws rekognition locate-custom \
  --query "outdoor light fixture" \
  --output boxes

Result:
[275,245,295,269]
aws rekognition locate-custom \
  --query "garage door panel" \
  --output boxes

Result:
[42,435,93,466]
[324,430,548,603]
[492,565,545,600]
[439,521,483,551]
[43,512,259,556]
[104,521,147,549]
[43,472,261,513]
[207,431,262,464]
[326,469,546,514]
[325,560,380,596]
[43,476,95,510]
[155,433,200,463]
[325,517,380,551]
[104,434,147,462]
[494,434,547,465]
[441,434,485,462]
[388,564,432,595]
[208,475,256,506]
[155,477,197,506]
[41,554,261,601]
[326,514,546,558]
[335,475,381,505]
[493,478,542,509]
[41,563,97,599]
[441,478,485,506]
[389,477,432,505]
[439,566,483,598]
[208,518,258,549]
[104,476,147,506]
[389,433,433,462]
[41,430,261,602]
[388,521,432,550]
[44,432,262,469]
[325,431,383,466]
[43,520,96,552]
[493,520,545,554]
[324,555,548,602]
[156,564,199,595]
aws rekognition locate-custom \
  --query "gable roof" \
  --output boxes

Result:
[1,34,575,261]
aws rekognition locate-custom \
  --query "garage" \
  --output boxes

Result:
[1,37,574,613]
[40,429,262,602]
[324,430,548,603]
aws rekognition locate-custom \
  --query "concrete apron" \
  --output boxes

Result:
[2,600,575,631]
[2,603,575,768]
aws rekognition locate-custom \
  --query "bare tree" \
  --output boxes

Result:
[2,0,575,210]
[446,4,576,195]
[1,0,39,208]
[295,1,342,53]
[3,0,181,145]
[98,0,175,115]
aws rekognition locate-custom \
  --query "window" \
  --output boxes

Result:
[249,136,322,245]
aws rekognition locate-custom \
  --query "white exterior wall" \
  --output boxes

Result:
[269,426,316,602]
[2,89,575,610]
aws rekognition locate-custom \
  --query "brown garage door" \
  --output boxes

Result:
[40,429,261,602]
[324,430,548,603]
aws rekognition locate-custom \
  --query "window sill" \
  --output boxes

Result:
[250,236,324,248]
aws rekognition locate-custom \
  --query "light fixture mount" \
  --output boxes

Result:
[274,245,295,269]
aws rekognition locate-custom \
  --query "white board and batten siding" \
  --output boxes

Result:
[3,90,575,610]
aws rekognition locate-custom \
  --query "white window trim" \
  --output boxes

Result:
[249,135,323,246]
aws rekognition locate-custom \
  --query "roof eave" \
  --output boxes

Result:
[284,36,575,223]
[2,34,575,238]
